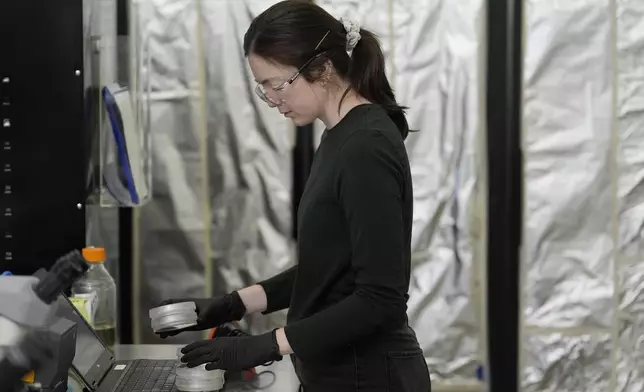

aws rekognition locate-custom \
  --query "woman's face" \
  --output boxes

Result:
[248,53,327,126]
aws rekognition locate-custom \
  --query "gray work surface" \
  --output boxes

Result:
[68,345,300,392]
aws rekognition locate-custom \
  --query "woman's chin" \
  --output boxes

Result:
[291,115,314,127]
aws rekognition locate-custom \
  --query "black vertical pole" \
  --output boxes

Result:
[116,0,134,345]
[118,209,133,344]
[117,0,128,41]
[486,0,523,390]
[292,124,315,238]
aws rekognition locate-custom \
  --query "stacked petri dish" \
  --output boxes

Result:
[175,348,225,392]
[149,302,198,333]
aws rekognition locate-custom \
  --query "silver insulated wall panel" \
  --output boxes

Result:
[391,0,486,386]
[614,1,644,391]
[130,0,294,343]
[521,0,644,391]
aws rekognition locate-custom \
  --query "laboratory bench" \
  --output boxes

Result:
[68,345,300,392]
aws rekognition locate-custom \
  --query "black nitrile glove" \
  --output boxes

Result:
[180,330,282,372]
[156,291,246,338]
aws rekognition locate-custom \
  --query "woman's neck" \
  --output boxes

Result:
[319,86,371,129]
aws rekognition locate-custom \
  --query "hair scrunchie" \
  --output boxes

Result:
[341,18,361,57]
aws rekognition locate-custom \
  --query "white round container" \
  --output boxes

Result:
[175,348,225,392]
[148,302,198,333]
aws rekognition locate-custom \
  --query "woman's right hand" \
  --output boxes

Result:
[155,291,247,338]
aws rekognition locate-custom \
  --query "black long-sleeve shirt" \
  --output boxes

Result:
[258,104,413,362]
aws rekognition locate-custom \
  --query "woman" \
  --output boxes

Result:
[159,1,431,391]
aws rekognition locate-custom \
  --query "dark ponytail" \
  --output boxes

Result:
[344,29,409,139]
[244,0,409,139]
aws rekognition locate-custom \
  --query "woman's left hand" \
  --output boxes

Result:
[180,330,282,371]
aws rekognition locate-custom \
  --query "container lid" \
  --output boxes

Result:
[149,301,197,319]
[152,321,198,333]
[175,375,224,392]
[82,247,106,263]
[175,361,225,389]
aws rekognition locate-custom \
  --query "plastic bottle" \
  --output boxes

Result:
[71,247,117,349]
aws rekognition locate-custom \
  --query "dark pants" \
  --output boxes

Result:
[292,324,431,392]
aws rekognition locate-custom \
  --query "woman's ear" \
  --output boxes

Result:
[318,60,334,87]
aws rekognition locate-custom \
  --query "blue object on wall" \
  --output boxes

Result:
[476,365,485,381]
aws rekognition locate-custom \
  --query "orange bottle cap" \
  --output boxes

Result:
[22,370,35,384]
[82,247,106,263]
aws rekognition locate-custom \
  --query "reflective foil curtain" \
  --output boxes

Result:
[521,0,644,391]
[131,0,294,344]
[129,0,487,389]
[391,0,485,385]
